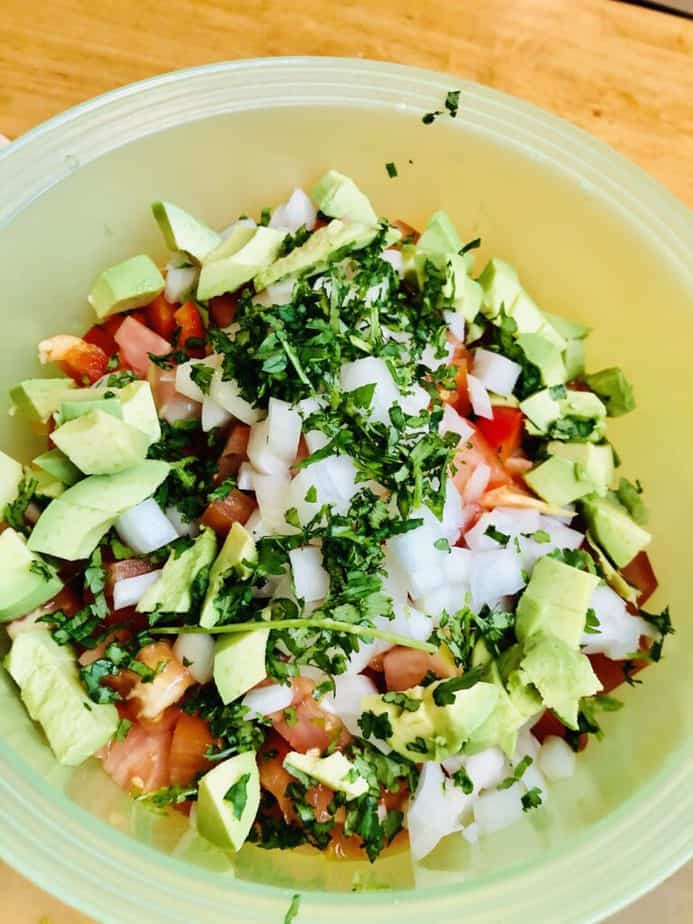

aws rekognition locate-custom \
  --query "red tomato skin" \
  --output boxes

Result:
[476,406,524,462]
[270,677,351,754]
[168,713,214,786]
[200,491,256,536]
[145,294,179,341]
[83,324,118,357]
[383,647,457,691]
[452,425,511,495]
[60,341,109,385]
[215,424,251,481]
[209,294,240,329]
[621,551,658,606]
[114,316,171,377]
[174,302,205,356]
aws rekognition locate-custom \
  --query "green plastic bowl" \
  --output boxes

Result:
[0,58,691,924]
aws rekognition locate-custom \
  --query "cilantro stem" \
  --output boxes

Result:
[151,619,437,653]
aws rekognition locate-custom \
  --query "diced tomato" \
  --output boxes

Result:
[83,324,118,357]
[39,335,109,385]
[209,294,240,329]
[621,551,658,606]
[104,558,157,605]
[270,677,351,754]
[452,426,511,496]
[201,490,256,536]
[78,629,131,667]
[168,713,214,786]
[100,722,171,793]
[148,365,201,422]
[383,646,457,691]
[145,294,179,341]
[127,641,195,721]
[392,219,420,243]
[307,783,340,823]
[114,316,171,377]
[588,653,647,694]
[293,435,310,468]
[46,585,83,617]
[216,424,251,481]
[476,406,524,463]
[174,302,205,356]
[531,710,587,752]
[258,732,295,822]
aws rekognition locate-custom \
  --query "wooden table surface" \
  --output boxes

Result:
[0,0,691,921]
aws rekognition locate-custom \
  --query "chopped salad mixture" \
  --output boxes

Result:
[1,170,672,864]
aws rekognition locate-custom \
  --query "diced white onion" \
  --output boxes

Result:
[113,570,162,611]
[241,683,294,718]
[209,372,263,425]
[467,374,494,419]
[201,397,232,432]
[339,357,399,426]
[469,548,526,611]
[247,419,289,476]
[269,188,317,233]
[462,822,479,845]
[253,277,296,307]
[387,526,447,598]
[420,340,454,372]
[304,428,329,453]
[220,217,256,240]
[173,633,215,684]
[381,248,404,277]
[321,673,378,737]
[474,782,524,835]
[289,546,330,602]
[472,348,522,398]
[175,356,220,404]
[267,397,302,462]
[115,499,179,554]
[161,394,200,425]
[165,260,199,304]
[237,462,257,492]
[444,309,465,342]
[407,763,471,861]
[463,462,491,503]
[253,471,292,532]
[465,747,508,793]
[399,383,430,417]
[165,506,194,538]
[466,507,541,551]
[290,456,358,525]
[538,735,577,782]
[581,583,650,660]
[441,404,474,442]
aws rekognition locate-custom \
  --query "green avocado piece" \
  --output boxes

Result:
[284,750,368,800]
[446,260,484,324]
[5,630,118,765]
[517,634,602,729]
[254,219,389,292]
[516,333,567,386]
[27,460,170,561]
[362,678,499,762]
[30,467,65,499]
[88,254,165,320]
[10,378,77,423]
[580,494,651,568]
[196,750,260,851]
[200,522,257,629]
[563,338,586,381]
[465,661,542,757]
[213,630,268,705]
[197,226,286,300]
[520,388,607,441]
[585,368,635,417]
[138,527,217,613]
[57,397,123,424]
[311,170,377,225]
[51,409,149,476]
[118,380,161,445]
[546,441,614,496]
[519,388,562,433]
[417,211,463,258]
[151,200,222,263]
[0,528,63,621]
[543,312,590,342]
[33,449,82,486]
[515,555,600,649]
[584,532,639,605]
[524,455,595,506]
[0,449,24,514]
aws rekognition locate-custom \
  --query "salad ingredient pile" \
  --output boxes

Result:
[1,170,671,864]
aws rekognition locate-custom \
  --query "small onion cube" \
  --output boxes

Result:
[289,546,330,602]
[538,736,577,782]
[467,373,494,419]
[112,570,162,611]
[201,397,232,432]
[441,404,475,443]
[269,188,317,233]
[173,633,215,684]
[381,248,404,277]
[165,260,198,304]
[267,397,302,462]
[444,309,465,342]
[463,461,491,503]
[247,418,289,476]
[472,348,522,397]
[241,683,294,718]
[474,782,524,835]
[116,499,179,554]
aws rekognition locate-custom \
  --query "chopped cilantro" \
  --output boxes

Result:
[358,710,393,742]
[521,787,543,812]
[434,537,451,553]
[114,718,133,742]
[224,772,251,819]
[531,529,551,544]
[304,485,317,503]
[451,767,474,794]
[584,607,600,634]
[385,162,398,178]
[29,558,56,582]
[382,691,421,712]
[283,707,298,727]
[260,207,272,226]
[4,475,37,534]
[189,362,214,395]
[284,894,301,924]
[444,89,461,117]
[433,664,486,706]
[484,524,510,547]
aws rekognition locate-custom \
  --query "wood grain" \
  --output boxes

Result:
[0,0,692,204]
[0,1,691,920]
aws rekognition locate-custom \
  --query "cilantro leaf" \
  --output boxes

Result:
[224,772,251,820]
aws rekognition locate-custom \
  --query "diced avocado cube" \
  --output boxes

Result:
[200,522,257,629]
[196,750,260,852]
[88,255,165,320]
[213,630,268,705]
[517,634,601,729]
[563,338,586,381]
[478,258,522,319]
[516,555,599,649]
[311,170,377,225]
[33,449,82,487]
[0,449,24,515]
[516,333,567,386]
[118,381,161,446]
[448,266,484,324]
[151,200,222,263]
[5,631,118,765]
[585,368,635,417]
[0,528,63,621]
[417,211,463,257]
[31,467,65,499]
[584,533,639,605]
[284,751,368,800]
[197,227,286,300]
[138,527,217,613]
[52,410,150,476]
[254,220,385,292]
[58,397,123,424]
[27,460,170,561]
[10,378,77,423]
[613,477,648,526]
[465,661,542,758]
[546,442,614,496]
[524,456,595,507]
[581,494,651,568]
[543,312,590,342]
[519,388,562,433]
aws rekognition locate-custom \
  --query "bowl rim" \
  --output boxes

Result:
[0,56,691,924]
